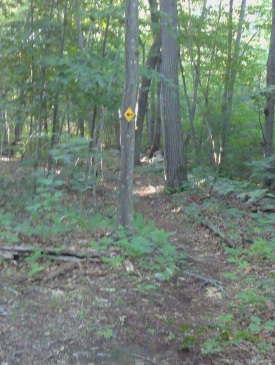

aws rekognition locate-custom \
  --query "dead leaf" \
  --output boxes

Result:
[205,287,222,299]
[124,260,134,273]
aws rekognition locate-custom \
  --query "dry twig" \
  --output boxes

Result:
[182,270,228,298]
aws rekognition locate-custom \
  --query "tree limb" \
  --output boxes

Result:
[202,220,235,248]
[182,270,228,298]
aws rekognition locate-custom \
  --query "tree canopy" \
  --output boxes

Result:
[0,0,273,178]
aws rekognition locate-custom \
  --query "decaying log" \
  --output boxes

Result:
[202,220,235,248]
[0,245,112,263]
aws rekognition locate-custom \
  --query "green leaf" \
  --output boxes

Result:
[248,324,261,332]
[101,255,122,268]
[262,320,275,331]
[201,340,222,354]
[223,273,237,280]
[181,335,195,350]
[250,315,261,325]
[178,323,191,332]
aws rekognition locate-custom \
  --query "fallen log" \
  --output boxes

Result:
[202,220,235,248]
[0,245,112,263]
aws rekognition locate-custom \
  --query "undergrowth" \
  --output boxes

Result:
[169,171,275,357]
[0,152,274,360]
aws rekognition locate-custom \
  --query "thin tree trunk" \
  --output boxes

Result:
[48,0,68,170]
[262,0,275,187]
[263,0,275,158]
[75,0,84,51]
[220,0,246,169]
[148,79,156,146]
[35,0,54,166]
[134,0,160,165]
[149,61,162,157]
[179,0,208,165]
[117,0,138,234]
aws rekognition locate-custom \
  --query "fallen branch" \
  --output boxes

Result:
[132,353,160,365]
[0,245,112,263]
[202,220,235,248]
[182,270,228,298]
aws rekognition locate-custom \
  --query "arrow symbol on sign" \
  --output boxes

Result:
[124,107,135,122]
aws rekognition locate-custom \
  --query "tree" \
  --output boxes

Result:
[134,0,161,165]
[0,0,271,181]
[117,0,138,234]
[179,0,208,166]
[160,0,187,188]
[263,0,275,159]
[48,0,69,170]
[219,0,247,170]
[149,58,162,157]
[262,0,275,187]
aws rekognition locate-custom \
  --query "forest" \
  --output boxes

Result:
[0,0,274,364]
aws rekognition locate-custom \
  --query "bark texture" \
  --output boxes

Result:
[134,0,160,165]
[160,0,187,188]
[263,0,275,158]
[117,0,138,233]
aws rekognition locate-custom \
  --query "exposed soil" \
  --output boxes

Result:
[0,159,274,365]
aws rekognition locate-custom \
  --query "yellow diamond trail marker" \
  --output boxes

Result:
[124,107,135,123]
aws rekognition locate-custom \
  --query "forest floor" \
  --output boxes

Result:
[0,156,274,365]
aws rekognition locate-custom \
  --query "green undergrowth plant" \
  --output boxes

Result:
[97,325,115,340]
[175,202,274,357]
[0,155,114,244]
[90,213,186,278]
[49,135,99,193]
[246,154,275,186]
[134,162,164,178]
[1,170,73,242]
[177,311,274,356]
[24,249,46,278]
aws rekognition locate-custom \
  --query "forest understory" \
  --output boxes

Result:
[0,156,274,365]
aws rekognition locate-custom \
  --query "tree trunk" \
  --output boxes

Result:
[149,62,162,157]
[220,0,246,169]
[117,0,138,234]
[134,0,160,165]
[263,0,275,158]
[160,0,187,188]
[262,0,275,187]
[179,0,208,165]
[48,0,68,170]
[35,0,54,166]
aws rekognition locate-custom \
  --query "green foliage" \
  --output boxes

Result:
[0,164,72,242]
[248,316,275,333]
[0,0,270,176]
[247,155,275,185]
[101,255,122,268]
[97,326,114,340]
[49,135,99,193]
[91,213,184,277]
[176,200,275,357]
[177,312,272,355]
[248,238,275,261]
[24,250,45,278]
[0,210,20,243]
[184,202,202,223]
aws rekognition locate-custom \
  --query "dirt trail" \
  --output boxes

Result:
[0,195,234,365]
[0,163,267,365]
[135,192,230,282]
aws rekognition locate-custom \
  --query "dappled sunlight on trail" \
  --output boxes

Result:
[133,182,163,196]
